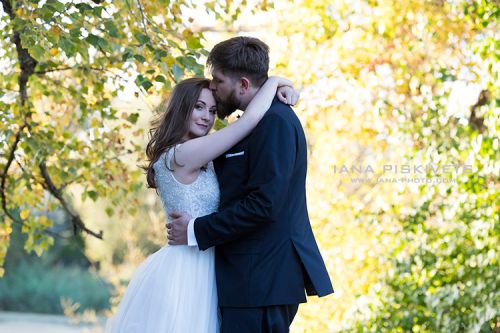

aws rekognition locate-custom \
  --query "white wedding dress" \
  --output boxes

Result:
[105,145,220,333]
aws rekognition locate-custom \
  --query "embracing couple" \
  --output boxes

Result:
[105,36,333,333]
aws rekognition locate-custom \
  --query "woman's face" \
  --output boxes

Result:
[185,88,216,139]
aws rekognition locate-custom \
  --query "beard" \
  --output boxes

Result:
[215,90,239,119]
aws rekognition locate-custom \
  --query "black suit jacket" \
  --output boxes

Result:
[194,98,334,307]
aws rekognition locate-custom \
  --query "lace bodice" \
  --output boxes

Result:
[153,145,220,222]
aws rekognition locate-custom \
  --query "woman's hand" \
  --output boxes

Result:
[277,85,300,106]
[268,76,299,106]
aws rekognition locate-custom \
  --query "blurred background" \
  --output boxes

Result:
[0,0,498,332]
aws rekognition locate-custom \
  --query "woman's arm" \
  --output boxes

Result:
[173,76,294,174]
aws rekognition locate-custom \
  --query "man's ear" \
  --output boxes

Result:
[239,77,251,94]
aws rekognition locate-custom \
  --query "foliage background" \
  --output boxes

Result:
[0,0,498,332]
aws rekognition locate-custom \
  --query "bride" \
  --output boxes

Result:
[105,76,298,332]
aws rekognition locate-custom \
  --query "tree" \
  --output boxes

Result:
[346,2,499,331]
[0,0,269,276]
[244,0,498,331]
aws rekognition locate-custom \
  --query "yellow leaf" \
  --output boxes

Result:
[182,29,193,39]
[49,48,59,56]
[34,246,43,257]
[90,117,101,128]
[49,26,62,36]
[20,209,29,220]
[165,55,175,67]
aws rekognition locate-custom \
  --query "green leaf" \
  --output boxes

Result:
[122,49,133,62]
[69,28,81,38]
[104,20,119,38]
[179,56,199,70]
[172,64,183,82]
[161,80,172,90]
[213,118,228,131]
[141,80,153,91]
[167,39,181,49]
[87,34,100,47]
[46,32,60,45]
[127,113,140,124]
[87,190,98,202]
[134,32,150,45]
[46,0,66,13]
[75,3,92,12]
[28,45,46,61]
[97,37,112,53]
[186,37,203,49]
[155,75,166,83]
[60,38,75,57]
[135,74,153,91]
[93,6,104,17]
[105,207,114,217]
[134,54,146,63]
[39,4,55,20]
[153,49,168,61]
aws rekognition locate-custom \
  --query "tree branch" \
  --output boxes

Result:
[469,89,488,133]
[34,66,107,75]
[59,153,137,190]
[1,144,71,241]
[0,125,26,222]
[1,0,103,245]
[3,1,37,128]
[13,158,98,242]
[136,0,150,40]
[39,161,103,239]
[13,31,37,107]
[0,0,14,19]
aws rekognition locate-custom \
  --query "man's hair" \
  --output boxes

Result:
[207,36,269,87]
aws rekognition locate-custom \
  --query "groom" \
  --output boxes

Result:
[167,36,333,332]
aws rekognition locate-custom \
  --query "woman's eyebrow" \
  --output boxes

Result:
[196,100,207,105]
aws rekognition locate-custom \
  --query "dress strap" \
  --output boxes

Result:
[166,143,183,170]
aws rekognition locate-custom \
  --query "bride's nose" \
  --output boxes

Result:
[201,109,210,121]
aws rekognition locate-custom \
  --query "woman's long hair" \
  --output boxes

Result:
[143,77,211,188]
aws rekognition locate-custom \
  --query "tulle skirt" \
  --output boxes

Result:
[105,245,219,333]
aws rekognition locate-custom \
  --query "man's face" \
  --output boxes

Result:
[209,69,240,119]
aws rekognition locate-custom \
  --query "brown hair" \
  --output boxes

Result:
[143,77,211,188]
[207,36,269,87]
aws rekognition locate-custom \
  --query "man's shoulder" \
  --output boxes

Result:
[248,102,304,144]
[268,97,294,113]
[264,101,301,127]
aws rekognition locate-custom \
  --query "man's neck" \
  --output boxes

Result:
[239,87,260,111]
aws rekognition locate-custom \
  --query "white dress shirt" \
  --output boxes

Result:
[187,218,198,246]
